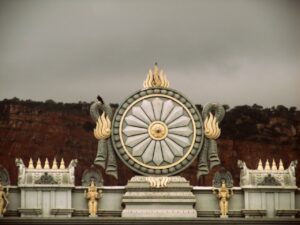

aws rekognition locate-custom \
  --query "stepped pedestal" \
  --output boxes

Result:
[122,176,197,218]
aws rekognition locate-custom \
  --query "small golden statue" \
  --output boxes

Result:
[0,183,9,217]
[213,180,233,218]
[84,180,102,217]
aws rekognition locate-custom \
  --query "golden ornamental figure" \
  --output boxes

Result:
[0,183,9,217]
[213,180,233,218]
[84,180,102,217]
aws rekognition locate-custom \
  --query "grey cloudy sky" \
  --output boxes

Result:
[0,0,299,107]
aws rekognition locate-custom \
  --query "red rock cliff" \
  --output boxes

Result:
[0,99,299,186]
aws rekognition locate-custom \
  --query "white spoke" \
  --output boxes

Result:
[142,140,155,163]
[168,134,190,148]
[153,141,163,166]
[169,127,192,137]
[168,116,190,128]
[141,100,155,121]
[123,96,195,167]
[161,140,175,163]
[152,98,163,120]
[123,126,148,136]
[165,106,183,124]
[165,138,184,156]
[161,100,174,121]
[132,138,151,156]
[125,133,149,147]
[132,107,151,124]
[125,115,148,128]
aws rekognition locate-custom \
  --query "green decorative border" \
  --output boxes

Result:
[112,88,204,176]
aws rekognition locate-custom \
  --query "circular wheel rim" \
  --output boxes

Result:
[112,88,204,176]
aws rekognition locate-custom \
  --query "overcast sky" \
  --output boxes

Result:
[0,0,299,108]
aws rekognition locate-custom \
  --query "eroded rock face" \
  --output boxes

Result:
[0,100,299,186]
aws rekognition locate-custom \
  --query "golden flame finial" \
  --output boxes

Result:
[204,112,221,139]
[93,112,111,140]
[257,159,263,170]
[143,63,169,89]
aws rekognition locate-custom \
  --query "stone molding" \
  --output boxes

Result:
[242,209,267,218]
[17,208,42,216]
[50,208,75,216]
[276,209,299,218]
[1,218,300,225]
[122,209,197,218]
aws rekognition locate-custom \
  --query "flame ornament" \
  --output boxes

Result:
[197,103,224,178]
[143,63,169,89]
[146,176,170,188]
[94,112,112,140]
[204,112,221,139]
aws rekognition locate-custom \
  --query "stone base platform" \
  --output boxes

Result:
[122,176,197,218]
[1,218,300,225]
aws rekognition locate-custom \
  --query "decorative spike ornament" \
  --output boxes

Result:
[44,158,50,169]
[264,160,270,171]
[52,158,58,169]
[143,63,169,89]
[279,159,284,170]
[271,159,277,171]
[59,158,65,169]
[28,158,34,169]
[257,159,263,170]
[36,158,42,169]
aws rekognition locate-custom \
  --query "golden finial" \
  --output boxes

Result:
[257,159,263,170]
[279,159,284,170]
[59,158,65,169]
[36,158,42,169]
[44,158,50,169]
[28,158,34,169]
[52,158,58,169]
[264,159,270,171]
[271,159,277,171]
[143,63,169,89]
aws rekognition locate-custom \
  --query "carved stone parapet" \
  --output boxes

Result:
[15,158,77,186]
[238,160,297,187]
[16,158,77,218]
[239,160,298,218]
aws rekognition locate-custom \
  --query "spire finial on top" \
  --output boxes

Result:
[143,63,169,89]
